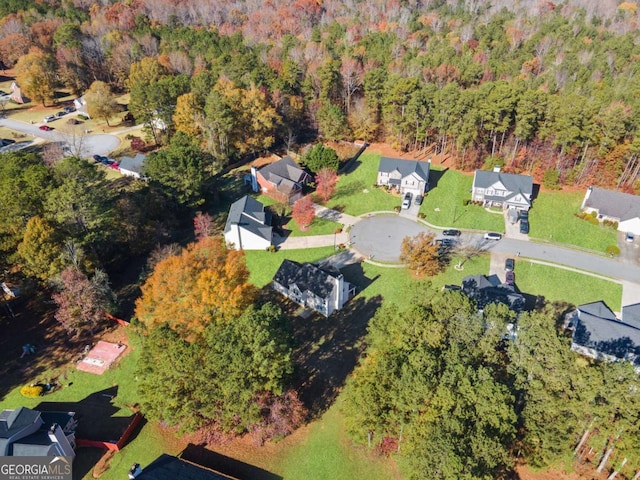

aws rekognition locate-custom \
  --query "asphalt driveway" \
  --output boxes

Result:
[349,214,431,262]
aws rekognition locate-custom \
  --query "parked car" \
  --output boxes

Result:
[505,271,515,285]
[484,232,502,240]
[443,229,461,237]
[0,138,15,146]
[56,111,66,118]
[436,238,458,247]
[520,219,530,234]
[43,115,55,123]
[38,125,53,131]
[401,192,412,209]
[415,194,423,205]
[626,232,635,243]
[63,106,75,114]
[93,154,109,164]
[519,209,529,221]
[505,258,515,271]
[108,161,120,170]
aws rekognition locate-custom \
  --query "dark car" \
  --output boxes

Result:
[56,111,66,118]
[505,271,515,285]
[520,219,530,234]
[38,125,53,131]
[1,138,15,146]
[505,258,515,271]
[436,238,457,247]
[443,229,461,237]
[415,194,423,205]
[63,106,75,114]
[93,154,109,164]
[519,209,529,221]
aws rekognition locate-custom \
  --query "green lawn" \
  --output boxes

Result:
[513,261,622,310]
[257,194,341,237]
[277,399,399,480]
[420,168,505,232]
[244,246,337,287]
[327,152,400,215]
[530,190,618,252]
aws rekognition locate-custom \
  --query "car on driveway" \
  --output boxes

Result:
[39,125,53,131]
[56,111,66,118]
[436,238,458,247]
[484,232,502,240]
[520,219,530,234]
[626,232,635,243]
[505,271,515,285]
[93,154,110,164]
[505,258,515,271]
[443,229,461,237]
[63,106,75,113]
[401,192,412,209]
[415,194,423,205]
[43,115,55,123]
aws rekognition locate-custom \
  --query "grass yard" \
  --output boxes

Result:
[327,152,401,215]
[257,194,341,237]
[277,399,400,480]
[420,168,505,232]
[530,190,618,252]
[513,261,622,310]
[244,246,337,287]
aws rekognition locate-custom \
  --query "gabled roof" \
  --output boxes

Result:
[224,196,272,242]
[461,274,525,311]
[273,260,338,300]
[258,157,310,193]
[473,170,533,204]
[0,407,40,438]
[119,153,146,174]
[12,432,58,456]
[578,301,617,321]
[582,187,640,222]
[622,303,640,329]
[136,454,237,480]
[378,157,430,182]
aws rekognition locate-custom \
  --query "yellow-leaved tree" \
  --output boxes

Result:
[135,237,257,340]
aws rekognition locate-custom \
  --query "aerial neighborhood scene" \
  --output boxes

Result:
[2,1,640,479]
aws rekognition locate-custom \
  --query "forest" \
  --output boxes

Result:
[2,1,640,479]
[2,0,640,190]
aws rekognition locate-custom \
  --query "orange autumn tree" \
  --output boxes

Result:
[135,237,257,339]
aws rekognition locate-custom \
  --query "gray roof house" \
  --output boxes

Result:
[272,260,355,317]
[224,196,272,251]
[472,169,533,211]
[0,407,77,458]
[460,274,526,312]
[131,454,237,480]
[568,301,640,367]
[119,153,147,179]
[581,186,640,235]
[377,157,430,196]
[251,156,312,204]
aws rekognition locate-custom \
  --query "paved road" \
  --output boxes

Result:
[0,117,120,157]
[489,237,640,283]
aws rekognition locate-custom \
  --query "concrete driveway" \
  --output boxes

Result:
[349,214,431,262]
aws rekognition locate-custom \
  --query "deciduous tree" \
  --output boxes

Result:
[17,216,65,281]
[14,47,57,106]
[85,81,120,126]
[315,168,338,203]
[292,195,315,231]
[135,236,257,340]
[400,232,443,276]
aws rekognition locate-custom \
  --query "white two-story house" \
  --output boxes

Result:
[377,157,430,197]
[471,168,533,213]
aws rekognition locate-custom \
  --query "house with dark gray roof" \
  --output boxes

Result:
[130,454,237,480]
[581,186,640,235]
[376,157,430,196]
[460,274,526,312]
[0,407,76,458]
[119,153,146,179]
[472,169,533,211]
[272,260,355,317]
[250,156,311,204]
[224,196,272,250]
[567,301,640,367]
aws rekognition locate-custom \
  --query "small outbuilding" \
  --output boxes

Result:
[118,153,146,179]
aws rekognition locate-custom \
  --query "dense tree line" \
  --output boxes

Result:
[342,291,640,479]
[4,2,640,188]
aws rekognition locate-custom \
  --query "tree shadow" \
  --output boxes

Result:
[332,180,366,200]
[290,294,383,417]
[180,443,282,480]
[428,167,448,190]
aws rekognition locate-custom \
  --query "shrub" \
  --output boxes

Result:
[20,385,44,398]
[462,199,471,206]
[393,206,401,213]
[77,114,89,120]
[418,213,426,219]
[130,136,146,152]
[606,245,620,256]
[587,216,600,226]
[543,169,561,189]
[267,245,277,253]
[603,220,619,229]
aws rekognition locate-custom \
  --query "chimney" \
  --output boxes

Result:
[250,166,259,192]
[48,423,58,442]
[128,463,142,479]
[580,186,593,210]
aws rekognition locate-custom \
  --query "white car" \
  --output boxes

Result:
[626,232,635,243]
[401,192,412,209]
[484,232,502,241]
[43,115,55,123]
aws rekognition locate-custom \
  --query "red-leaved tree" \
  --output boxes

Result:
[193,211,215,240]
[292,195,315,231]
[52,267,116,337]
[315,168,339,203]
